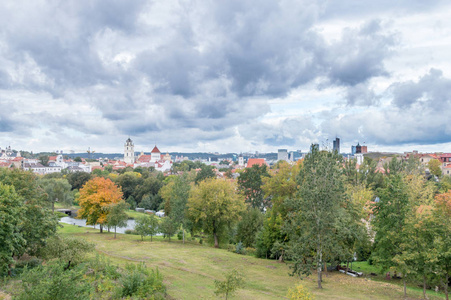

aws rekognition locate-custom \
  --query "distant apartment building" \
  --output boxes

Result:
[277,149,288,162]
[333,137,340,153]
[352,143,367,155]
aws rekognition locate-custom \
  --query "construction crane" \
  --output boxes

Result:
[87,147,96,160]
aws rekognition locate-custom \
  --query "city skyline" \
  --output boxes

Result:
[0,1,450,154]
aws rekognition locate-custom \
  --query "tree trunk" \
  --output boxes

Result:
[445,274,449,300]
[278,249,284,263]
[403,276,407,299]
[183,227,185,244]
[108,226,110,233]
[114,227,117,239]
[52,201,55,213]
[317,248,322,289]
[423,274,428,299]
[100,224,103,233]
[214,232,219,248]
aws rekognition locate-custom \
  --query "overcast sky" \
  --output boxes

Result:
[1,1,451,154]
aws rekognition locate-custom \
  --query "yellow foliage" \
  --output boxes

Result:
[287,283,314,300]
[77,177,123,226]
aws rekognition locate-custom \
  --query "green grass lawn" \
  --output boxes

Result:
[57,224,446,300]
[125,209,150,219]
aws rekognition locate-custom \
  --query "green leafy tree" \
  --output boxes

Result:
[38,155,50,167]
[147,214,159,242]
[38,178,73,212]
[214,269,245,300]
[140,194,163,211]
[134,176,163,203]
[238,164,269,210]
[432,190,451,300]
[285,145,349,289]
[194,165,216,184]
[371,174,410,274]
[41,235,95,270]
[159,217,177,242]
[428,159,442,178]
[0,169,59,264]
[255,208,284,259]
[135,215,150,241]
[66,172,91,190]
[160,174,191,243]
[236,207,264,247]
[393,205,435,299]
[0,183,26,275]
[115,172,142,200]
[188,178,245,248]
[106,201,129,238]
[126,195,137,210]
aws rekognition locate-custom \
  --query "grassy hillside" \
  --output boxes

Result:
[56,224,445,300]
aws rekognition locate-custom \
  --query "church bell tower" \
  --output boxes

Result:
[124,138,135,164]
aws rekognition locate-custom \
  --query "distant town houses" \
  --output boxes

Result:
[122,139,173,173]
[2,139,451,177]
[0,147,92,175]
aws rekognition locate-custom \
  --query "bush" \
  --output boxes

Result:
[177,230,183,240]
[17,261,91,300]
[118,263,166,299]
[214,269,245,299]
[124,229,138,235]
[235,242,246,255]
[245,247,256,257]
[55,211,68,219]
[287,283,314,300]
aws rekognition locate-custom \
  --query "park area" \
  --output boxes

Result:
[26,223,444,300]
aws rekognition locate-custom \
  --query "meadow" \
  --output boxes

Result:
[58,224,446,300]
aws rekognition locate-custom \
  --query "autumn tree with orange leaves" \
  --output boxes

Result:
[77,177,123,233]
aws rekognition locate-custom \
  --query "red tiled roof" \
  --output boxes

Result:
[48,156,57,161]
[151,146,160,153]
[137,155,152,163]
[440,153,451,158]
[246,158,268,168]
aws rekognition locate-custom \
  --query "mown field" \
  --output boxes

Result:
[55,224,446,300]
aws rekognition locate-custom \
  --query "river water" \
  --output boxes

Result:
[60,216,136,234]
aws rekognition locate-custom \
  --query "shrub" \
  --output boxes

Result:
[118,263,166,299]
[245,247,257,257]
[227,244,235,252]
[214,269,245,299]
[124,229,138,235]
[17,261,91,300]
[55,211,68,219]
[287,283,314,300]
[235,242,246,255]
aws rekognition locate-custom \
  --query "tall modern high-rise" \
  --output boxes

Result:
[333,137,340,153]
[124,138,135,164]
[277,149,289,162]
